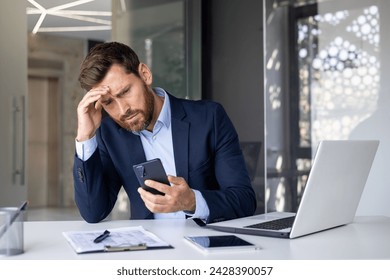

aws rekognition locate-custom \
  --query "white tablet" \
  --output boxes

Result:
[184,235,261,254]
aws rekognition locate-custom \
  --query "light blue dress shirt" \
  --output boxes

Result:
[75,88,209,220]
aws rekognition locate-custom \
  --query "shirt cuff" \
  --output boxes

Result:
[186,189,210,221]
[75,135,98,161]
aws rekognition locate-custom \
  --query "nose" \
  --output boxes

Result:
[116,99,128,115]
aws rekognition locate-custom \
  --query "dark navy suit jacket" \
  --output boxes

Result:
[73,93,256,223]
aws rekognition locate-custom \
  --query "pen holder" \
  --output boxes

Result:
[0,207,24,256]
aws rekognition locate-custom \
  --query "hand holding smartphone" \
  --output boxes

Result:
[133,158,169,196]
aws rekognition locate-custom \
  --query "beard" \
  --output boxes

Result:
[118,85,155,133]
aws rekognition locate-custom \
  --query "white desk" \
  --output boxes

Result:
[6,216,390,260]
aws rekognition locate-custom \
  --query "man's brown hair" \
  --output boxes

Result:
[78,42,141,91]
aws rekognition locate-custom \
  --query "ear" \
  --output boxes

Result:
[138,63,152,85]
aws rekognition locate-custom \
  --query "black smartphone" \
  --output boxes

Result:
[133,158,169,196]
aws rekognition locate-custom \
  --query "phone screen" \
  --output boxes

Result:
[184,235,260,253]
[186,235,253,248]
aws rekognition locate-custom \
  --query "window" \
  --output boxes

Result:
[264,0,382,212]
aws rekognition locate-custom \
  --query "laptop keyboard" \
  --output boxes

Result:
[245,216,295,230]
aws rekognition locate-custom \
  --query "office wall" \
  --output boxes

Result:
[0,1,28,206]
[207,0,264,142]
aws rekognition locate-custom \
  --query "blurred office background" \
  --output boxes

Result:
[0,0,388,220]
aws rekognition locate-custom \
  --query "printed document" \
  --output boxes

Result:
[63,226,171,253]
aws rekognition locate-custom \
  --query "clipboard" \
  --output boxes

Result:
[63,226,173,254]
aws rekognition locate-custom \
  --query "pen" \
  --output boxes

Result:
[104,243,147,252]
[0,201,28,239]
[94,230,110,243]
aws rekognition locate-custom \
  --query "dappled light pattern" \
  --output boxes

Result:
[265,2,381,212]
[297,5,380,148]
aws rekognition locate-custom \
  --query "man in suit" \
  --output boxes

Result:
[74,42,256,223]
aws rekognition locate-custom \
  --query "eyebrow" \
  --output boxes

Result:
[99,85,131,104]
[113,85,130,97]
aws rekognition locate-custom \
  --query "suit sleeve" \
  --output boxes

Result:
[201,104,257,223]
[73,132,122,223]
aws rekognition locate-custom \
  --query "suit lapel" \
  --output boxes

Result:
[172,118,189,181]
[119,128,151,219]
[169,94,189,181]
[120,129,146,165]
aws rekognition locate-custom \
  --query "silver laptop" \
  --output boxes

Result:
[208,140,379,239]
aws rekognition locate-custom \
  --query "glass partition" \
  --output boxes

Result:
[264,0,389,216]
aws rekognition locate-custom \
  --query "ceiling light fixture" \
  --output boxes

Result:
[27,0,111,35]
[38,26,111,32]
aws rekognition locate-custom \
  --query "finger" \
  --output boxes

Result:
[78,90,108,114]
[138,187,150,201]
[95,99,102,111]
[145,179,171,194]
[138,187,165,202]
[78,92,104,111]
[90,85,110,94]
[140,191,174,213]
[83,86,109,102]
[143,200,167,213]
[138,187,167,211]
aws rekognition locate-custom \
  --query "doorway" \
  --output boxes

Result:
[27,76,61,207]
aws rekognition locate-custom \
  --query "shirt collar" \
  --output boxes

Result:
[154,87,171,129]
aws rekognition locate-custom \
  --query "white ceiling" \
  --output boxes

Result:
[26,0,112,42]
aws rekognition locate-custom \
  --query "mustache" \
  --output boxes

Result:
[120,109,139,122]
